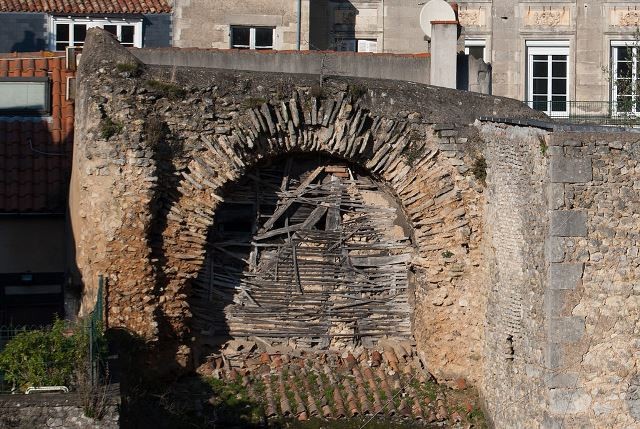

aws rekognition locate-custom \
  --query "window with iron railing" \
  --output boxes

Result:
[611,41,640,116]
[526,41,570,116]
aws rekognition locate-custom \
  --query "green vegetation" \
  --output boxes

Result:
[348,83,367,101]
[116,62,141,76]
[99,116,123,140]
[472,156,487,185]
[0,319,98,391]
[441,250,454,259]
[242,97,268,109]
[205,376,264,426]
[145,79,187,100]
[539,136,548,156]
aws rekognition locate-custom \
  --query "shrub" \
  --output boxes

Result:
[0,319,89,391]
[242,97,267,109]
[472,156,487,184]
[145,79,186,100]
[116,62,141,76]
[348,83,367,100]
[100,117,123,140]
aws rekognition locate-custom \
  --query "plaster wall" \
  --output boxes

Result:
[131,48,431,84]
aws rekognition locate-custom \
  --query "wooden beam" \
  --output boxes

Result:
[258,166,325,233]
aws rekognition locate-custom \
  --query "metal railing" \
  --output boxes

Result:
[524,100,640,126]
[88,275,105,386]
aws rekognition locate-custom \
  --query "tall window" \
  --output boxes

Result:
[611,42,639,115]
[231,27,274,50]
[527,42,569,115]
[51,17,142,50]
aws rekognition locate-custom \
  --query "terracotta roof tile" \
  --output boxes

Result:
[0,0,171,13]
[0,52,73,213]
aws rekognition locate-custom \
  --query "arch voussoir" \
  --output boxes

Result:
[149,91,472,378]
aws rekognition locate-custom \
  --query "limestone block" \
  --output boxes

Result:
[546,372,579,388]
[548,388,591,414]
[548,263,583,290]
[544,289,568,316]
[546,183,565,210]
[545,237,565,262]
[549,210,587,237]
[550,157,592,183]
[549,316,585,343]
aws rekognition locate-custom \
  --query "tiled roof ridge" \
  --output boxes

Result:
[0,0,172,13]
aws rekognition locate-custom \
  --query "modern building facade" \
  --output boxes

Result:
[171,0,428,53]
[458,1,640,117]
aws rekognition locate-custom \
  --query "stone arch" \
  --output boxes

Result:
[137,92,474,380]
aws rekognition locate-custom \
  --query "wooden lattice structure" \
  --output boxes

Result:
[191,156,415,348]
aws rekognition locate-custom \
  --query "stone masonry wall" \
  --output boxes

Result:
[477,122,640,428]
[479,122,550,427]
[70,30,537,383]
[543,131,640,428]
[69,29,640,428]
[0,392,119,429]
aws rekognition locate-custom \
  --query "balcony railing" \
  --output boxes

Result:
[524,100,640,126]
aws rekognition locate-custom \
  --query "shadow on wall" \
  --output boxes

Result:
[309,1,358,52]
[108,328,266,429]
[11,31,46,53]
[456,52,492,95]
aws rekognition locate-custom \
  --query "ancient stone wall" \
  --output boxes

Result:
[479,122,550,427]
[0,392,119,429]
[542,130,640,428]
[476,122,640,428]
[71,29,539,380]
[71,30,640,428]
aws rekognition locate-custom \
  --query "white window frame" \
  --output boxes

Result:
[0,77,50,115]
[526,41,570,116]
[464,39,487,63]
[611,40,639,116]
[49,16,143,50]
[230,26,275,50]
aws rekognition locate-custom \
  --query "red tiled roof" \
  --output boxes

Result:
[0,52,74,213]
[0,0,171,14]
